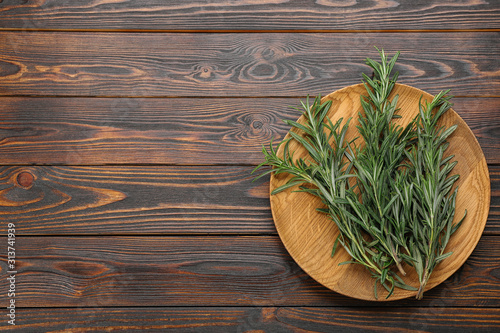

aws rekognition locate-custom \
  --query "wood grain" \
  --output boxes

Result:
[0,165,273,235]
[0,97,497,165]
[0,164,498,236]
[0,32,498,97]
[2,307,499,332]
[271,83,490,301]
[0,235,498,308]
[0,0,499,31]
[491,166,500,235]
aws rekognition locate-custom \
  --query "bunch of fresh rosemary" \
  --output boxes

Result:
[253,49,465,299]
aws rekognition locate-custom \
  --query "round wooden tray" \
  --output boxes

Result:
[270,83,490,301]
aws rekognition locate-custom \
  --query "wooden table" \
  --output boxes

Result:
[0,1,499,332]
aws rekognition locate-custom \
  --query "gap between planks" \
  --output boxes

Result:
[0,29,499,33]
[0,95,499,99]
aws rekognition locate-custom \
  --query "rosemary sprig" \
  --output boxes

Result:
[403,91,466,299]
[350,49,416,276]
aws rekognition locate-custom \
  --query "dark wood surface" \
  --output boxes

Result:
[0,165,499,235]
[0,1,499,332]
[0,32,498,97]
[0,235,498,308]
[3,307,500,333]
[0,97,498,164]
[0,0,498,31]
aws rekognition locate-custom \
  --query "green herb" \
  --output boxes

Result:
[253,48,463,299]
[349,50,415,277]
[402,90,466,299]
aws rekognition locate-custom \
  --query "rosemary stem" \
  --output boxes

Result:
[417,260,430,300]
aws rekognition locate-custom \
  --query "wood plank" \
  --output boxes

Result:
[0,235,498,307]
[491,165,500,236]
[0,97,497,165]
[0,165,498,235]
[0,0,499,31]
[0,32,498,97]
[0,165,274,235]
[3,307,500,332]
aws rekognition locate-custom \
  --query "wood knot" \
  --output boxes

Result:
[252,120,263,129]
[16,171,34,189]
[199,65,215,79]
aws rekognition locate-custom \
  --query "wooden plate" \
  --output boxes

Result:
[270,83,490,301]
